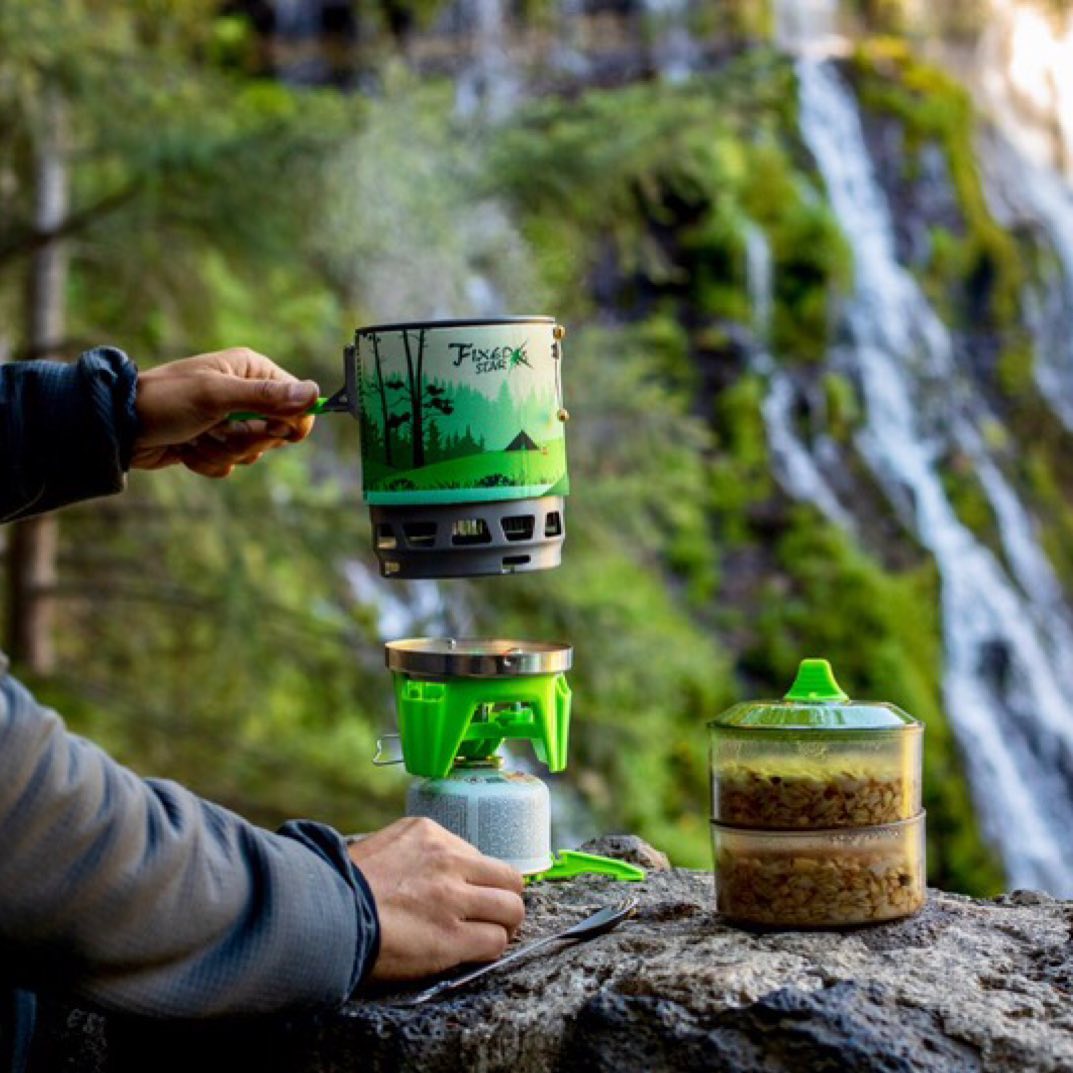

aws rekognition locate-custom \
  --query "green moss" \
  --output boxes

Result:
[851,39,1025,331]
[635,310,699,394]
[822,371,861,441]
[938,451,1005,563]
[1023,447,1073,594]
[685,211,751,322]
[769,195,850,362]
[921,225,966,318]
[996,338,1036,399]
[845,0,911,34]
[692,0,775,43]
[740,140,851,362]
[710,374,774,545]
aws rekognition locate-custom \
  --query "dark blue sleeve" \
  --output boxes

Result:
[0,347,139,523]
[0,664,381,1017]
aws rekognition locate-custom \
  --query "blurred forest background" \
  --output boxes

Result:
[5,0,1073,897]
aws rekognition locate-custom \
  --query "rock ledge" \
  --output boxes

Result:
[36,837,1073,1073]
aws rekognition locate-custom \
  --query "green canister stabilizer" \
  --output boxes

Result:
[379,638,643,883]
[301,317,569,579]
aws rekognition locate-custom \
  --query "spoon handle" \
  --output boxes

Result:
[405,935,560,1006]
[398,898,637,1007]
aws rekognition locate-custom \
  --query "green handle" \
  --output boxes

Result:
[528,850,646,884]
[228,396,331,423]
[784,658,850,703]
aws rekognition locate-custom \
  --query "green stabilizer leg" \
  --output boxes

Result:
[527,850,646,884]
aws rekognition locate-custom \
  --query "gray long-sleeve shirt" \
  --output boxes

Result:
[0,350,380,1057]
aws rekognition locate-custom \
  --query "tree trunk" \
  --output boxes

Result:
[7,91,68,674]
[372,333,392,466]
[411,330,425,469]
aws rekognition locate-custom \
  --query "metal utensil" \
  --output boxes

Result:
[396,896,638,1007]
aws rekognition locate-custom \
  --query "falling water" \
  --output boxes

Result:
[795,57,1073,893]
[746,223,856,531]
[773,0,845,56]
[972,0,1073,179]
[938,0,1073,431]
[550,0,592,81]
[745,222,773,339]
[643,0,701,83]
[985,146,1073,433]
[454,0,521,119]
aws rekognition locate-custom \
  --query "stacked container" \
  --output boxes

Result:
[708,659,926,927]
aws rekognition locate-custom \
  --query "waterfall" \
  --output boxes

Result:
[989,146,1073,433]
[762,374,856,533]
[550,0,592,80]
[972,0,1073,180]
[773,0,845,57]
[794,57,1073,893]
[933,0,1073,431]
[642,0,701,83]
[745,223,773,340]
[454,0,521,119]
[746,222,856,530]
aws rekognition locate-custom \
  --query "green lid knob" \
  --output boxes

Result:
[784,658,850,703]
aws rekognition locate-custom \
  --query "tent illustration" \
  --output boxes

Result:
[505,430,540,452]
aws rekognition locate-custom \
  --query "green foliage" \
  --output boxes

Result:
[768,195,851,361]
[1021,442,1073,594]
[938,451,1004,563]
[822,371,861,441]
[35,451,406,834]
[492,56,848,361]
[851,38,1025,330]
[1,0,386,830]
[995,342,1037,410]
[0,6,1013,894]
[709,375,774,545]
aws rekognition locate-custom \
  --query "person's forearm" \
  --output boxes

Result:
[0,665,378,1017]
[0,348,138,523]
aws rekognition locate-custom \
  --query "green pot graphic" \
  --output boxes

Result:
[320,317,569,579]
[355,318,569,507]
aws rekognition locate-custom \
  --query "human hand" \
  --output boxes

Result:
[132,348,320,477]
[348,817,526,982]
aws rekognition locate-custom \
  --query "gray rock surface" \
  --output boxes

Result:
[33,838,1073,1073]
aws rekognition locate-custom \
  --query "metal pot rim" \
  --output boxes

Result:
[357,316,556,335]
[385,637,572,677]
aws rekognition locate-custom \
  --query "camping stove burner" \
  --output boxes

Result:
[372,496,565,578]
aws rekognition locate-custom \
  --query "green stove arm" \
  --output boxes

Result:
[527,850,646,884]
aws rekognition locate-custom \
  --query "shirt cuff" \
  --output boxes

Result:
[275,820,382,997]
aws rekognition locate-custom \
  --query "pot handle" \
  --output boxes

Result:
[227,343,360,422]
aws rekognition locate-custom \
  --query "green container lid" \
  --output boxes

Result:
[710,659,922,732]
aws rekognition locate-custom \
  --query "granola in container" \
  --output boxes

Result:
[708,659,926,928]
[715,762,914,828]
[711,815,926,927]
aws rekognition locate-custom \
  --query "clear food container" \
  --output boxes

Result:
[710,659,923,829]
[710,813,926,927]
[708,658,926,927]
